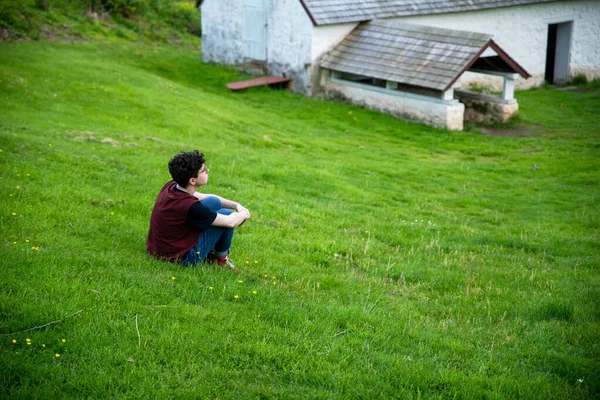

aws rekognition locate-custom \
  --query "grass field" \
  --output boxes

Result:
[0,40,599,399]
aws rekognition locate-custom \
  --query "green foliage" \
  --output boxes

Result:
[467,82,497,95]
[569,73,588,85]
[0,0,39,37]
[0,0,201,42]
[0,41,599,398]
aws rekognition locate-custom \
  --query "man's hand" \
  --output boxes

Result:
[237,207,250,226]
[235,204,251,217]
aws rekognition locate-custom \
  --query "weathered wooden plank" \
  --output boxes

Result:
[226,76,292,91]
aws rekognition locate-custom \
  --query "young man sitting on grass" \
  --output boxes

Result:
[147,150,250,270]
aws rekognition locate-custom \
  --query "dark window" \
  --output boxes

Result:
[336,71,387,88]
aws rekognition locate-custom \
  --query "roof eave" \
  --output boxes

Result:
[442,42,492,92]
[442,40,530,91]
[299,0,319,26]
[488,40,531,79]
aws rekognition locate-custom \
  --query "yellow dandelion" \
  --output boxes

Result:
[0,149,2,152]
[26,174,30,177]
[12,242,16,244]
[197,251,200,255]
[11,213,16,216]
[27,342,31,345]
[348,111,352,115]
[209,286,214,290]
[171,276,176,280]
[264,274,268,277]
[26,338,30,342]
[238,280,243,284]
[61,338,66,343]
[110,212,114,215]
[55,353,60,358]
[246,261,250,264]
[25,239,29,243]
[272,281,277,285]
[252,291,257,295]
[16,186,20,189]
[254,260,258,264]
[48,144,52,147]
[234,295,239,299]
[42,344,46,348]
[272,276,276,279]
[11,339,16,343]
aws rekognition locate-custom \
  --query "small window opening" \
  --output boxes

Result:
[391,83,442,98]
[337,71,387,88]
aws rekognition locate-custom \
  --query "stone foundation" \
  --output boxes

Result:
[455,91,519,124]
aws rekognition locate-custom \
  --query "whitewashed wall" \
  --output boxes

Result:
[401,0,600,89]
[266,0,313,94]
[201,0,245,65]
[312,23,358,61]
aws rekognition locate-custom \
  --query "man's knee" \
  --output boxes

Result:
[201,196,222,212]
[218,208,232,216]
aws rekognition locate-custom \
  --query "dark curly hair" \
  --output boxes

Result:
[168,150,206,187]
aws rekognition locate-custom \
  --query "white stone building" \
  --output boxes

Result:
[198,0,600,129]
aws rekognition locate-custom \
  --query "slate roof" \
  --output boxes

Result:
[300,0,559,25]
[320,20,529,91]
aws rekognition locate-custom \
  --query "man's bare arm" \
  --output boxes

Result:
[212,209,250,228]
[194,192,250,214]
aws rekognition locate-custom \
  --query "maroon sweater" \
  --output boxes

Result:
[146,181,204,262]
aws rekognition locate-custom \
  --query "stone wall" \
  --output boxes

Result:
[201,0,244,65]
[455,91,519,124]
[266,0,313,94]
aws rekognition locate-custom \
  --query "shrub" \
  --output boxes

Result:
[467,82,496,95]
[0,0,38,35]
[167,1,200,35]
[570,73,588,85]
[0,0,201,41]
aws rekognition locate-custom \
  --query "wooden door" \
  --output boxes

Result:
[243,0,267,61]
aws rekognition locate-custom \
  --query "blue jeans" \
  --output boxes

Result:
[182,196,234,266]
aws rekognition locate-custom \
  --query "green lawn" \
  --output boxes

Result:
[0,40,599,399]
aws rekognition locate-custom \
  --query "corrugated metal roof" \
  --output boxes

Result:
[320,20,494,91]
[301,0,559,25]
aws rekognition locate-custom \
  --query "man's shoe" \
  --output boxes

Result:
[217,256,241,272]
[205,250,217,263]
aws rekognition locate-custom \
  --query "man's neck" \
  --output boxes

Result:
[175,184,196,196]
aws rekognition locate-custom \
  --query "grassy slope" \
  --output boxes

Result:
[0,40,599,399]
